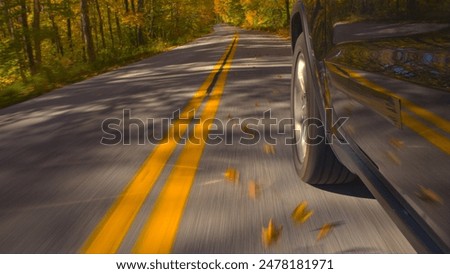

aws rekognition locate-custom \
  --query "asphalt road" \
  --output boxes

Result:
[0,25,415,254]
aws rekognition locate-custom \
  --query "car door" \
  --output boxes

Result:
[323,0,450,251]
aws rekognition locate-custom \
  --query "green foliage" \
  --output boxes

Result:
[0,82,26,108]
[0,0,216,109]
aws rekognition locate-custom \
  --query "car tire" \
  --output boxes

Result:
[291,33,355,185]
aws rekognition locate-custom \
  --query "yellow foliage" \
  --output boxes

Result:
[245,10,257,27]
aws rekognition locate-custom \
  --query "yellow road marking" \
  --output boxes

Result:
[132,35,239,254]
[81,36,239,254]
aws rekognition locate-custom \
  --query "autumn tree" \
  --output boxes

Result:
[80,0,95,62]
[215,0,296,30]
[0,0,214,105]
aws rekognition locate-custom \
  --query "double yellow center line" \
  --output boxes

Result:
[82,35,239,254]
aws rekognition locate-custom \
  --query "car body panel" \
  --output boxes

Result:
[291,0,450,252]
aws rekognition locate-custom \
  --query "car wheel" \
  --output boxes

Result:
[291,33,354,185]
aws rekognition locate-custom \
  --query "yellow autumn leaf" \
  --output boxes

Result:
[389,138,405,149]
[224,168,239,184]
[248,180,259,199]
[417,185,443,204]
[317,223,334,241]
[263,144,276,155]
[291,201,313,224]
[262,219,282,247]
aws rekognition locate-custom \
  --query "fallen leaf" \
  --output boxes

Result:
[317,223,334,241]
[248,180,259,199]
[224,168,239,184]
[291,201,313,224]
[263,144,276,155]
[242,124,251,134]
[417,185,443,204]
[255,102,260,107]
[389,138,405,149]
[262,219,282,247]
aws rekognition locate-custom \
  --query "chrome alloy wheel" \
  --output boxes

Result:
[293,52,308,164]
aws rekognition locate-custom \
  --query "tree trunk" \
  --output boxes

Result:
[92,7,99,47]
[130,0,136,13]
[107,5,115,49]
[80,19,86,62]
[407,0,418,18]
[67,18,73,50]
[0,0,14,39]
[148,0,154,38]
[64,0,73,50]
[50,14,64,56]
[94,0,106,48]
[20,0,36,74]
[284,0,290,27]
[124,0,129,13]
[80,0,96,63]
[137,0,144,46]
[1,0,27,81]
[115,13,122,46]
[47,0,64,56]
[33,0,42,68]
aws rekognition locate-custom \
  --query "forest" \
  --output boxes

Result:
[0,0,295,108]
[214,0,295,30]
[0,0,217,108]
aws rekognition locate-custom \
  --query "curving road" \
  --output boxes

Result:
[0,25,415,254]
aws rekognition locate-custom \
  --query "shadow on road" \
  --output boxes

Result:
[313,179,375,199]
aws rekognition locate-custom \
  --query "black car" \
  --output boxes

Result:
[289,0,450,253]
